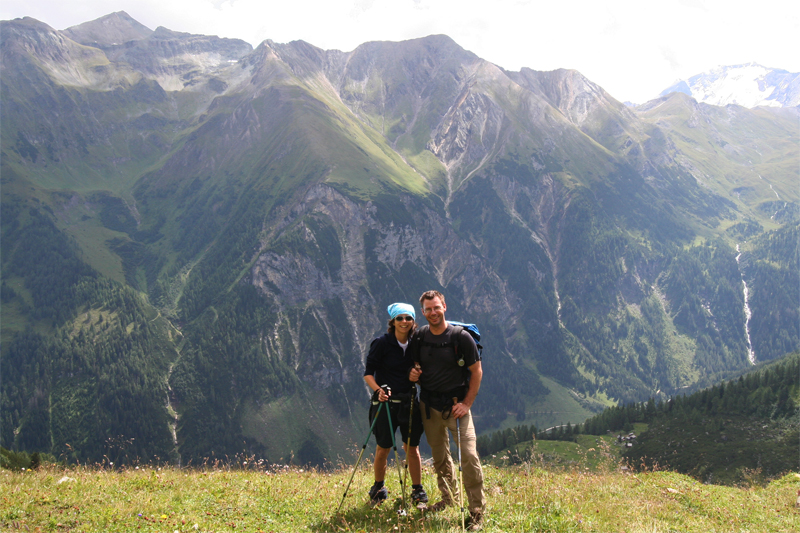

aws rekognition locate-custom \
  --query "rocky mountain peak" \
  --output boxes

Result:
[63,11,152,48]
[149,26,194,41]
[0,16,114,89]
[1,16,59,52]
[511,67,630,126]
[2,15,55,32]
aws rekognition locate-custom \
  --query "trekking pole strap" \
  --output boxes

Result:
[371,399,403,405]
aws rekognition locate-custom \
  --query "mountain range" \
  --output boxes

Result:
[1,11,797,466]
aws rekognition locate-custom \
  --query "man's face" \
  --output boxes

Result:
[421,296,446,328]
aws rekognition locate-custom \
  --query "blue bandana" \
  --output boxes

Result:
[387,302,415,320]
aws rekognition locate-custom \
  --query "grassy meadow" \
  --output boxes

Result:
[3,452,798,533]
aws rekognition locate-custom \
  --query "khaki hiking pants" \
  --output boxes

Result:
[419,401,485,512]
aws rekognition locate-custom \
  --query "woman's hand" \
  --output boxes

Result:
[376,387,390,402]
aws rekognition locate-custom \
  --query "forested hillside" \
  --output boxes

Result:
[1,12,798,465]
[478,352,799,484]
[622,352,799,484]
[1,200,177,462]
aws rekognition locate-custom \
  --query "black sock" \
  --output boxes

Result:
[373,480,384,487]
[412,484,423,490]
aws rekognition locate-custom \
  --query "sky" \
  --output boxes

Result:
[2,0,798,104]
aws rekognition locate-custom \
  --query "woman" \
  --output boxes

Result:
[363,302,428,508]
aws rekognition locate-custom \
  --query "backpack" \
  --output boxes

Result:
[448,321,483,360]
[416,321,483,368]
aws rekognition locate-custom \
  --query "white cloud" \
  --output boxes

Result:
[1,0,798,103]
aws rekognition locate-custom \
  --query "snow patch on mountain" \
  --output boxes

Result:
[659,63,800,108]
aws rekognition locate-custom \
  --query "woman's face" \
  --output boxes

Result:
[393,314,415,334]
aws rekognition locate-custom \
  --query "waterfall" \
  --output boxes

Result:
[735,245,756,365]
[758,174,785,219]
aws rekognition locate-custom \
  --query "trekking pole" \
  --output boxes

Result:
[453,398,466,533]
[402,383,416,508]
[385,396,407,513]
[336,401,386,515]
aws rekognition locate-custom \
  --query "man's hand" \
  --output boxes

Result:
[453,361,481,419]
[451,401,469,419]
[409,363,422,383]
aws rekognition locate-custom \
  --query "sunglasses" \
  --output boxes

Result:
[394,315,414,322]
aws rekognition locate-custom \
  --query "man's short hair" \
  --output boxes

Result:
[419,290,446,308]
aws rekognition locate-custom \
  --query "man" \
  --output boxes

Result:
[409,290,485,531]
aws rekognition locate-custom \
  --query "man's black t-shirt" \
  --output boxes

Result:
[412,324,479,393]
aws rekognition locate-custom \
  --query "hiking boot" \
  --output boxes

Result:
[466,510,485,531]
[410,485,428,508]
[368,482,388,507]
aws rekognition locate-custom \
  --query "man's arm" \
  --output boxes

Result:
[452,360,481,419]
[452,328,481,419]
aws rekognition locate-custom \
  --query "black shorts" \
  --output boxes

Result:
[369,398,424,449]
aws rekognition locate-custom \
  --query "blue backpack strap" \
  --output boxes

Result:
[448,321,483,359]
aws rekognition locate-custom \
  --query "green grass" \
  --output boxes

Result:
[471,374,602,439]
[526,376,602,426]
[56,217,129,286]
[483,423,646,470]
[2,462,797,532]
